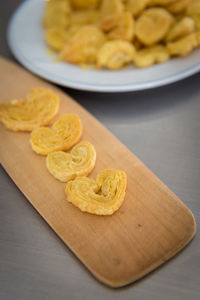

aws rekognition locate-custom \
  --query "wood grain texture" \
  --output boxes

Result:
[0,57,196,287]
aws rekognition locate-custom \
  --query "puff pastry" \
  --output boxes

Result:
[46,141,96,182]
[134,45,170,68]
[135,8,173,45]
[100,12,135,42]
[97,40,135,70]
[0,88,59,132]
[43,0,200,70]
[65,169,127,215]
[30,114,82,155]
[167,32,198,55]
[60,25,106,64]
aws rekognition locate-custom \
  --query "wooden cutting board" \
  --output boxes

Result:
[0,57,196,287]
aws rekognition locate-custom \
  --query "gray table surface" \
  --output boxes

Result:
[0,1,200,299]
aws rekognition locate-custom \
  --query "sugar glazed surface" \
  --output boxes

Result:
[0,88,127,215]
[43,0,200,70]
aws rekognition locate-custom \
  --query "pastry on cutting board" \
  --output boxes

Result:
[0,88,59,131]
[65,169,127,215]
[30,114,82,155]
[46,141,96,182]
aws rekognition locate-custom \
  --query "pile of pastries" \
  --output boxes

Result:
[43,0,200,69]
[0,88,127,215]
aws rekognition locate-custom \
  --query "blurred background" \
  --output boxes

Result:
[0,1,200,300]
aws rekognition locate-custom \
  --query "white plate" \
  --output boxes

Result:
[7,0,200,92]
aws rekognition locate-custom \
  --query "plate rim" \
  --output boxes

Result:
[7,0,200,92]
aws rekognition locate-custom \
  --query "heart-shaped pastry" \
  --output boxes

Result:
[136,8,173,46]
[46,141,96,182]
[65,169,127,215]
[30,114,82,155]
[0,88,59,131]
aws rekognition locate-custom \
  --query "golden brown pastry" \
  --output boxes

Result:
[100,11,135,42]
[0,88,59,132]
[65,169,127,215]
[166,0,191,14]
[42,0,200,70]
[125,0,150,17]
[165,16,195,42]
[60,25,106,64]
[97,40,135,70]
[69,9,99,26]
[30,114,82,155]
[43,0,71,29]
[135,8,174,45]
[100,0,124,19]
[69,0,100,10]
[46,141,96,182]
[167,32,198,55]
[134,45,170,68]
